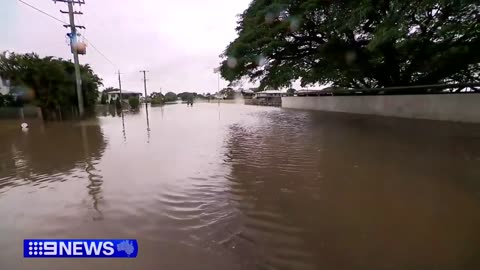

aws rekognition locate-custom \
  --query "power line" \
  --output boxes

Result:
[83,37,117,68]
[17,0,67,24]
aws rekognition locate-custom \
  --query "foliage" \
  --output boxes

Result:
[164,92,177,102]
[0,51,102,116]
[219,88,236,99]
[100,93,107,104]
[150,92,164,99]
[0,93,19,107]
[177,92,197,101]
[115,97,122,110]
[150,97,163,104]
[150,92,164,104]
[129,96,140,110]
[287,88,296,96]
[220,0,480,89]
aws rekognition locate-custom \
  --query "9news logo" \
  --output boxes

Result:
[24,239,138,258]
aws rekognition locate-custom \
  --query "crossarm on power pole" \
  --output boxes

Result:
[54,0,85,5]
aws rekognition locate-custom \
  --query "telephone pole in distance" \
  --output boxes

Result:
[140,70,149,100]
[117,70,123,103]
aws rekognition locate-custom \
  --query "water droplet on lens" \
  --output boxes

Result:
[345,51,357,65]
[265,12,275,24]
[279,10,288,21]
[289,17,300,32]
[227,57,238,68]
[256,55,267,66]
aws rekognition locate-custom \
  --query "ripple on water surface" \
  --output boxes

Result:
[1,104,480,270]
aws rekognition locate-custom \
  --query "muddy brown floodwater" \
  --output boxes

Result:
[1,103,480,270]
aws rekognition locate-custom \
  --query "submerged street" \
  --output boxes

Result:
[1,103,480,270]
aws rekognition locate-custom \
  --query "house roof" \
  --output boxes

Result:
[106,90,142,95]
[242,89,255,94]
[257,90,286,94]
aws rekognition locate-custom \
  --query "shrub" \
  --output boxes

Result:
[151,96,164,105]
[129,97,139,110]
[115,98,122,110]
[100,94,107,104]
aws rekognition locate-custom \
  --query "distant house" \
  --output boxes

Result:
[254,90,287,98]
[103,90,142,103]
[213,93,224,99]
[241,89,255,99]
[251,90,286,107]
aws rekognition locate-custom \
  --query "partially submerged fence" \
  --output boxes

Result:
[283,83,480,123]
[0,106,43,120]
[296,83,480,96]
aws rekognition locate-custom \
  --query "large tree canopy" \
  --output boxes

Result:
[220,0,480,89]
[0,51,102,116]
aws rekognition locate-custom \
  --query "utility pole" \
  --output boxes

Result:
[140,70,149,99]
[139,70,150,140]
[117,70,123,103]
[214,67,221,93]
[55,0,86,117]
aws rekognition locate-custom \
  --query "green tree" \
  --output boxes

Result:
[164,92,177,102]
[0,51,102,117]
[129,96,140,110]
[220,0,480,90]
[150,92,164,104]
[219,88,235,99]
[287,88,296,96]
[115,97,122,110]
[178,92,197,101]
[100,93,107,104]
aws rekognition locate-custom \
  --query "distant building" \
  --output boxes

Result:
[213,93,224,99]
[254,90,287,98]
[241,89,255,99]
[251,90,286,107]
[103,90,142,103]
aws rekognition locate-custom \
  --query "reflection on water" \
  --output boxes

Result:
[0,119,106,190]
[145,103,151,143]
[0,104,480,270]
[120,109,127,142]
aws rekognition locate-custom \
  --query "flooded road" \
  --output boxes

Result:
[1,103,480,270]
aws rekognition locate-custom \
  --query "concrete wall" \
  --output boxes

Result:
[282,93,480,123]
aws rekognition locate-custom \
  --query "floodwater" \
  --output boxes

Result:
[1,103,480,270]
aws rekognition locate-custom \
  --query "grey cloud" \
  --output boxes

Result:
[4,0,252,93]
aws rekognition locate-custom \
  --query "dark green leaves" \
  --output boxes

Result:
[220,0,480,89]
[0,51,102,113]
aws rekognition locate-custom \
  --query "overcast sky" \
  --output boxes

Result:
[1,0,254,94]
